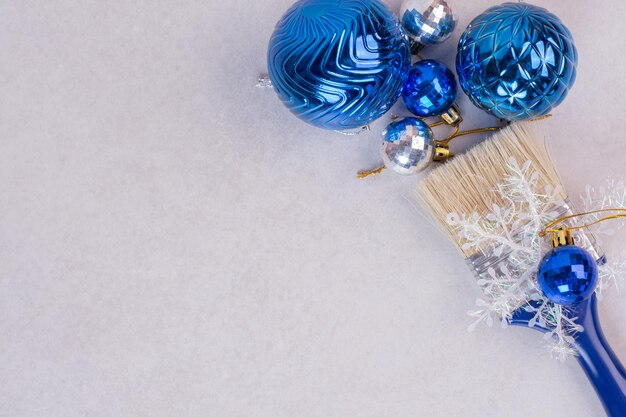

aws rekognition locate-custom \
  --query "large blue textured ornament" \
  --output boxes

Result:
[456,2,577,121]
[267,0,411,130]
[537,245,598,306]
[402,59,457,117]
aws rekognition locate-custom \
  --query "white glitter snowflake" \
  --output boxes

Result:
[581,178,626,298]
[597,256,626,297]
[448,158,626,360]
[580,179,626,245]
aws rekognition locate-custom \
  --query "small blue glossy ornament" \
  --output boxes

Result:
[267,0,411,131]
[402,59,457,117]
[381,117,435,175]
[537,245,598,306]
[456,2,577,121]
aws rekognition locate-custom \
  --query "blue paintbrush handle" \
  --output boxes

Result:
[510,295,626,416]
[574,295,626,417]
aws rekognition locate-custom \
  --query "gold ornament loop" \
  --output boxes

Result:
[540,208,626,238]
[357,165,386,179]
[438,114,552,146]
[428,120,445,128]
[438,124,499,145]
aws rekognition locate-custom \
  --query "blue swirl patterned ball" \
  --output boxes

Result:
[267,0,411,130]
[537,245,598,306]
[456,2,577,121]
[402,59,457,117]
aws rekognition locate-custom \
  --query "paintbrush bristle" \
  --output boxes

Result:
[417,122,566,258]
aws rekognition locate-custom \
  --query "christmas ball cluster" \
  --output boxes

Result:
[268,1,577,131]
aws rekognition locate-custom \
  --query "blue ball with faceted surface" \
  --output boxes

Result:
[267,0,411,131]
[537,245,598,306]
[402,59,457,117]
[400,0,457,45]
[381,117,435,175]
[456,2,577,121]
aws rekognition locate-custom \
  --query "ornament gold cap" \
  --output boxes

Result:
[441,104,463,127]
[433,142,453,162]
[552,227,574,248]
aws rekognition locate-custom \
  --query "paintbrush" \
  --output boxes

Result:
[417,122,626,417]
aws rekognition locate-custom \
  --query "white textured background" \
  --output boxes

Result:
[1,1,625,416]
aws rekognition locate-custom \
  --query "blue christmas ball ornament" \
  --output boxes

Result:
[267,0,411,131]
[402,59,457,117]
[400,0,457,46]
[381,117,435,175]
[537,245,598,306]
[456,2,577,121]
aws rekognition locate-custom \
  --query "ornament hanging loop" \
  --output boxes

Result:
[528,114,553,122]
[540,208,626,239]
[436,113,553,149]
[438,125,501,146]
[428,120,445,128]
[429,124,498,164]
[357,165,385,179]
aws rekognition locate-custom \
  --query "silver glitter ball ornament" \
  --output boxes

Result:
[381,117,435,175]
[400,0,457,45]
